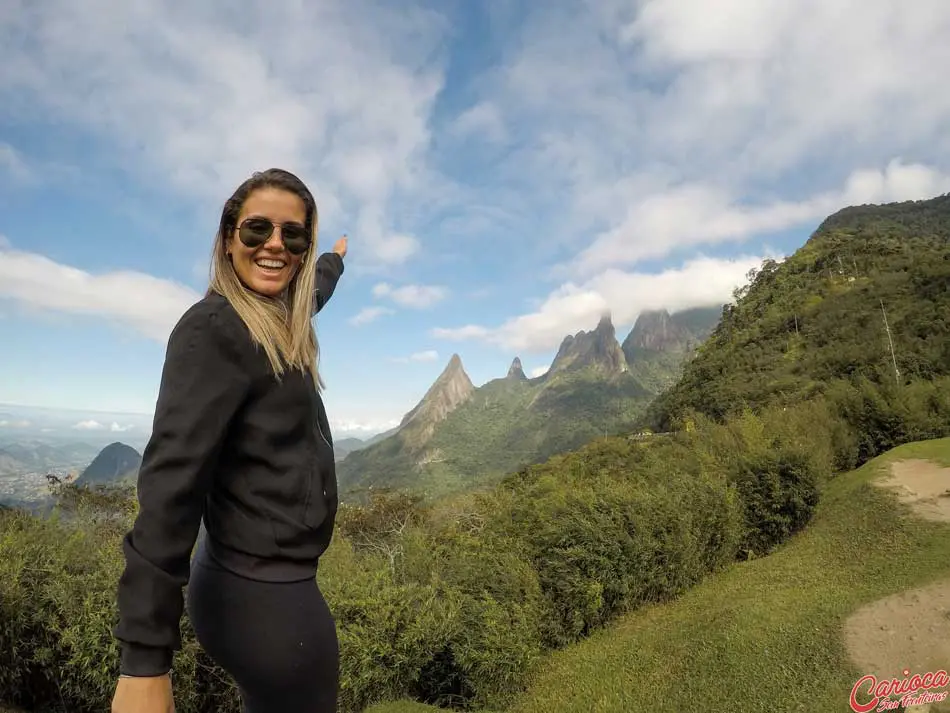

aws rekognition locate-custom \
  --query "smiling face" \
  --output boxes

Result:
[227,186,308,297]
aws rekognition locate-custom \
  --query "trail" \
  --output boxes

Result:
[843,459,950,712]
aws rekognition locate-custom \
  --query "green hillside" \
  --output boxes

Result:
[649,194,950,434]
[75,442,141,486]
[337,367,652,499]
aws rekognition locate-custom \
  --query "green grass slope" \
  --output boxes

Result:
[364,437,950,713]
[502,437,950,713]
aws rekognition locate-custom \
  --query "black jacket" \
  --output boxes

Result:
[113,252,345,677]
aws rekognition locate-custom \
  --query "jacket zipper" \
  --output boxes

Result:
[315,419,332,450]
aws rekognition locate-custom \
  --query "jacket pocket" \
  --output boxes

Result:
[303,434,332,530]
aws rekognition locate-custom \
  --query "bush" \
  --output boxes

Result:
[398,526,544,711]
[487,446,744,648]
[728,448,821,556]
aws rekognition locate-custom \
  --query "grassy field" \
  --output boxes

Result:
[367,437,950,713]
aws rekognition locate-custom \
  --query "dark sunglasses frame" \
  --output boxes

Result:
[237,217,312,255]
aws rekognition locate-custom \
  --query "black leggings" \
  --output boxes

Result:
[186,545,339,712]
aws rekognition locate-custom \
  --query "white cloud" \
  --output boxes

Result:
[349,306,395,326]
[70,419,134,433]
[570,160,950,276]
[391,350,439,364]
[0,0,450,267]
[433,254,766,353]
[0,419,31,428]
[330,418,400,437]
[372,283,448,309]
[0,245,200,342]
[72,420,105,431]
[470,0,950,266]
[529,366,549,378]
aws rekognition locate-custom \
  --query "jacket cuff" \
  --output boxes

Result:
[120,642,173,677]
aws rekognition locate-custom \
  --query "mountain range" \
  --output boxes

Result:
[335,306,721,498]
[0,441,101,476]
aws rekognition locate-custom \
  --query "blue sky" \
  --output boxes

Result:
[2,0,950,440]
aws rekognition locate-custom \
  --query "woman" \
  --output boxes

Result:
[111,168,347,713]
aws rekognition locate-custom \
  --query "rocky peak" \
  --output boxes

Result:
[397,353,475,445]
[506,357,527,380]
[622,306,721,360]
[548,312,627,375]
[624,309,685,352]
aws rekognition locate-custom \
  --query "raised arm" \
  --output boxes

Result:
[313,252,345,315]
[113,300,252,676]
[312,235,347,315]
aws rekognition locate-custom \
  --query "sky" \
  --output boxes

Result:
[2,0,950,441]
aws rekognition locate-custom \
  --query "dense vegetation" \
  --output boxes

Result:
[2,194,949,713]
[648,195,950,433]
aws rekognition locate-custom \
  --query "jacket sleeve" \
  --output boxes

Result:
[313,252,345,315]
[113,302,252,676]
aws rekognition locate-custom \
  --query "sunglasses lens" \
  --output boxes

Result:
[282,224,311,255]
[238,218,310,254]
[239,218,273,247]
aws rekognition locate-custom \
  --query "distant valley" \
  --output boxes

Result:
[0,440,103,509]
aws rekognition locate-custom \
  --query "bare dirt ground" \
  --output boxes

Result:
[843,459,950,711]
[877,459,950,524]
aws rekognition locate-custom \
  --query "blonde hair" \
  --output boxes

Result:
[207,168,323,388]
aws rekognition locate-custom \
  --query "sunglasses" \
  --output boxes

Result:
[237,217,311,255]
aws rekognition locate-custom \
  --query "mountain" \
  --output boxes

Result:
[622,306,722,392]
[396,354,475,448]
[333,437,366,462]
[648,193,950,430]
[335,315,655,499]
[75,442,142,486]
[549,313,627,376]
[506,357,527,381]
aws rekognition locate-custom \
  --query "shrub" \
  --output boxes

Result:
[728,448,821,556]
[487,450,744,648]
[398,526,545,711]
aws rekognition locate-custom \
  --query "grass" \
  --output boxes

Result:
[367,438,950,713]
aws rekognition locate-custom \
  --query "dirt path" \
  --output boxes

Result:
[843,459,950,711]
[876,459,950,523]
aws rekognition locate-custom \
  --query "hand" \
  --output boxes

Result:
[332,234,348,258]
[111,674,175,713]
